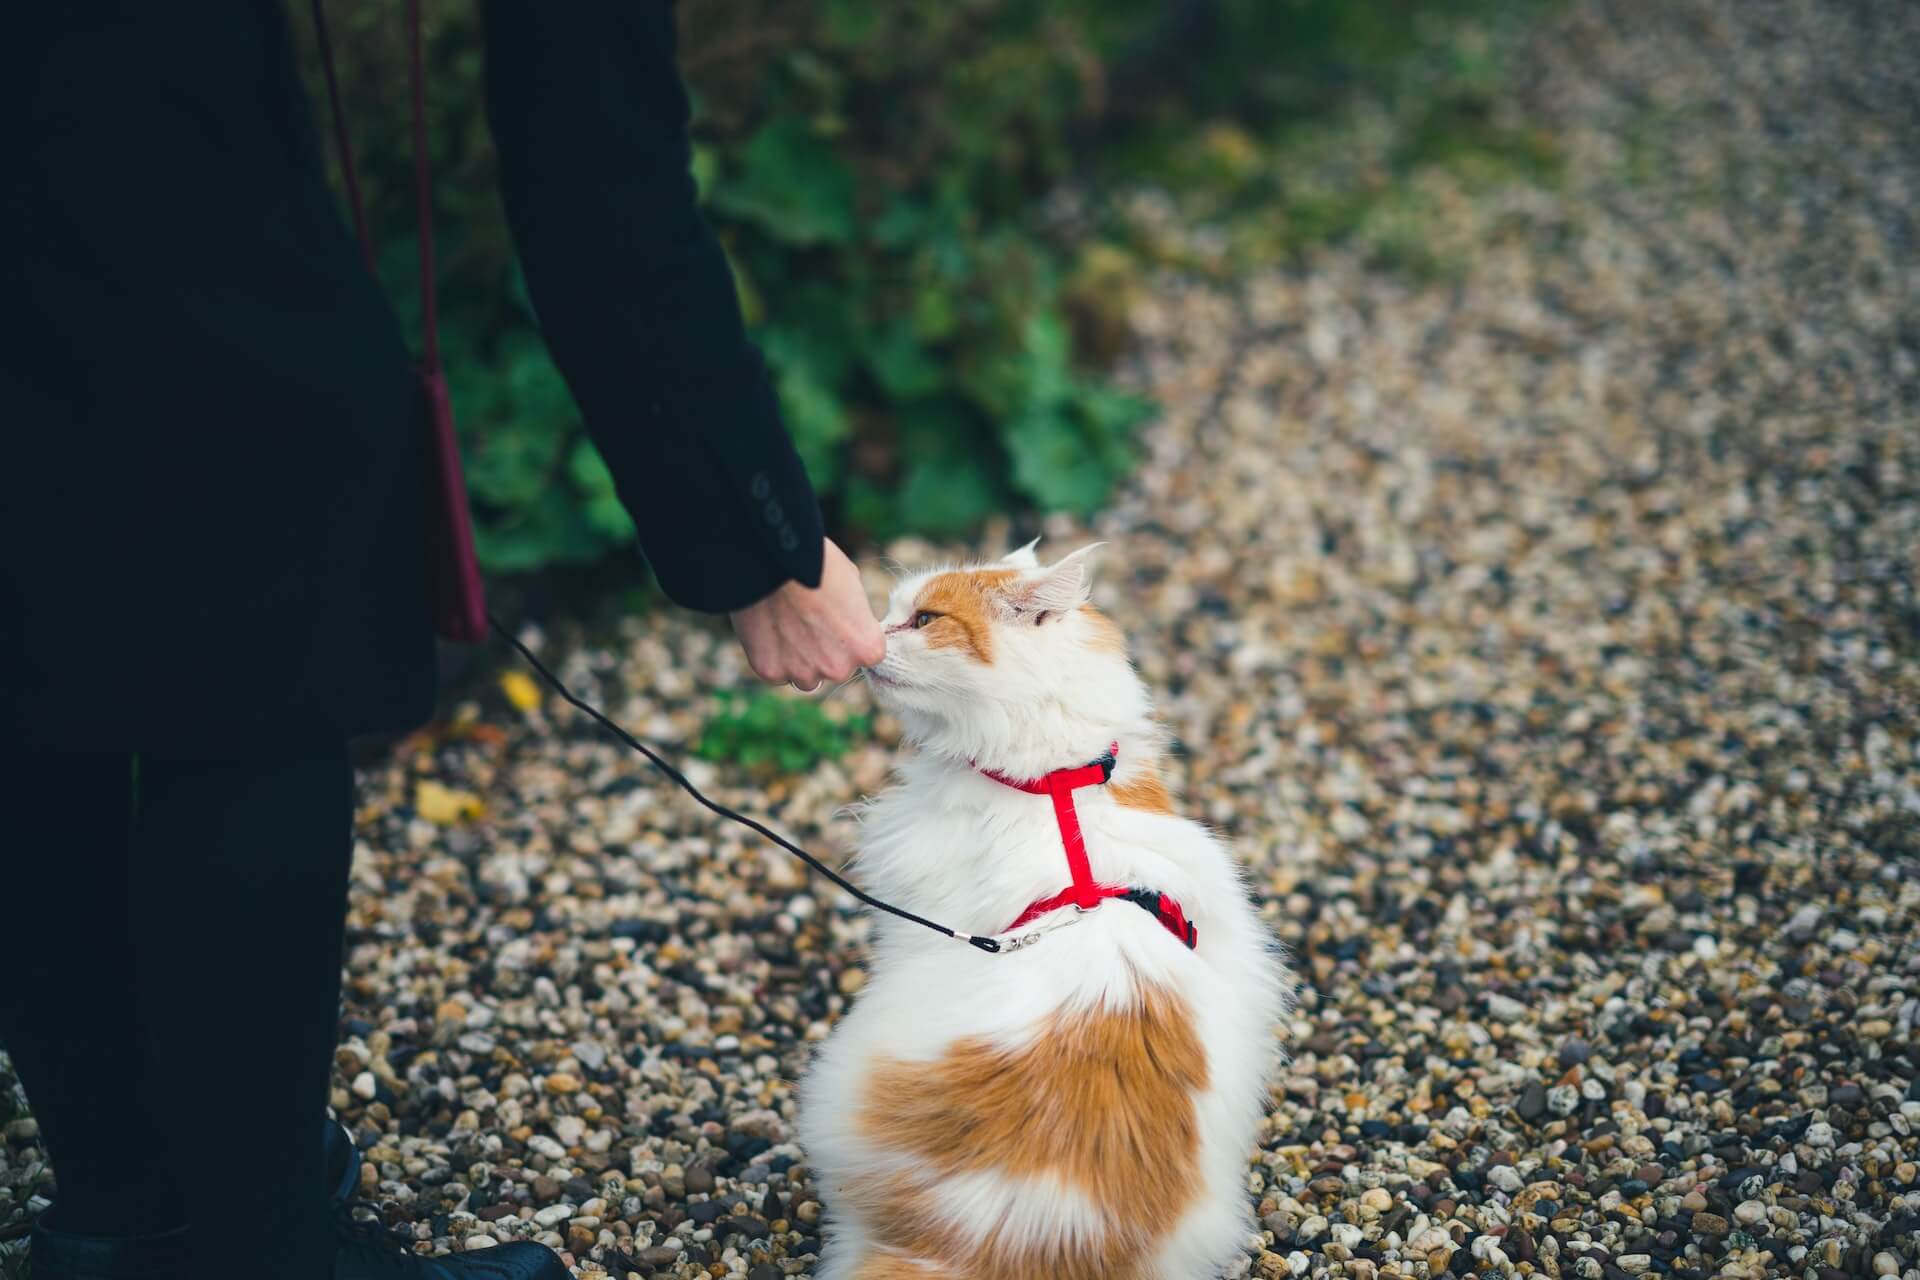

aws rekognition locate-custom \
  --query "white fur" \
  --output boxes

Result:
[798,544,1292,1279]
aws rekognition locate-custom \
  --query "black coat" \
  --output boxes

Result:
[0,2,824,753]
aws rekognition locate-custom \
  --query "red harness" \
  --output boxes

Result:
[976,745,1197,950]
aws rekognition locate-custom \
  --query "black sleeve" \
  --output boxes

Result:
[480,0,824,613]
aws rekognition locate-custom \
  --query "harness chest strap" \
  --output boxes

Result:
[977,745,1198,950]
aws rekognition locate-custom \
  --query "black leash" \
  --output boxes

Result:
[488,614,1003,954]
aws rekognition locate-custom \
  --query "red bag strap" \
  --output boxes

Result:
[309,0,441,375]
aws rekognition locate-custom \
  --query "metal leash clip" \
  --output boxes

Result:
[991,904,1094,954]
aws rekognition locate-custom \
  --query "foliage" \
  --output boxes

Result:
[302,0,1558,572]
[696,692,870,774]
[302,0,1161,571]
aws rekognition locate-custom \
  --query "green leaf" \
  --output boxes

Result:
[843,474,904,539]
[1078,383,1156,438]
[864,325,945,399]
[1004,406,1118,514]
[694,690,869,773]
[768,361,849,492]
[1020,310,1075,408]
[722,237,765,328]
[472,484,609,572]
[910,280,959,342]
[890,398,1005,535]
[711,119,857,246]
[465,421,561,506]
[899,452,999,534]
[568,440,636,543]
[690,143,720,203]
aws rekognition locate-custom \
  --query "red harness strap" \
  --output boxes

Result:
[977,745,1198,950]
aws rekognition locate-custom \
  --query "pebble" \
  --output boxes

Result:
[1488,1165,1525,1193]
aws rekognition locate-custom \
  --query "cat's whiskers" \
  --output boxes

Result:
[812,672,864,702]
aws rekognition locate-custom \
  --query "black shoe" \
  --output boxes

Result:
[23,1125,384,1280]
[334,1239,569,1280]
[330,1124,564,1280]
[25,1214,189,1280]
[326,1117,364,1208]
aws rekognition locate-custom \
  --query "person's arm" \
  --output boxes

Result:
[482,1,881,686]
[481,0,820,614]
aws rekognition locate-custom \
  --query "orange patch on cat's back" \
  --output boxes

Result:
[1109,765,1175,815]
[1078,603,1128,654]
[851,986,1208,1278]
[913,569,1016,664]
[849,1254,949,1280]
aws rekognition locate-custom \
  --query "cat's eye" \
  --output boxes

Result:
[912,611,938,629]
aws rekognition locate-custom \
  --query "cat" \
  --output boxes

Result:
[797,541,1291,1280]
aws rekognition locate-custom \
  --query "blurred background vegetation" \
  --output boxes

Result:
[304,0,1556,577]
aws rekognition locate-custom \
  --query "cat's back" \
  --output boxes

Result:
[803,758,1285,1279]
[800,895,1278,1280]
[799,925,1227,1280]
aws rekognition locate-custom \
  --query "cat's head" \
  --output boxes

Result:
[866,542,1151,768]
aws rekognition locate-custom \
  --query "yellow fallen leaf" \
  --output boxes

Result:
[499,670,542,713]
[415,779,484,825]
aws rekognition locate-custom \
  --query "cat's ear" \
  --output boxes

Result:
[1006,542,1103,624]
[1000,537,1043,570]
[998,537,1044,571]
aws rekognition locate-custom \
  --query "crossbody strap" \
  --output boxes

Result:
[309,0,441,376]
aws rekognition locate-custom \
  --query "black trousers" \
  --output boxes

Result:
[0,744,352,1280]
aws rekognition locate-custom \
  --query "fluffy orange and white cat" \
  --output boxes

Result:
[798,542,1290,1280]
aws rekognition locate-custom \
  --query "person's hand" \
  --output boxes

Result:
[730,538,885,691]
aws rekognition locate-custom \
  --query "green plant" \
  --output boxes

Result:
[303,0,1561,571]
[695,692,871,773]
[302,0,1159,571]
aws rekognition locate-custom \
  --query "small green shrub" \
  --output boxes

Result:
[695,693,871,773]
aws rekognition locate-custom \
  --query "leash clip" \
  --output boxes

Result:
[992,906,1093,954]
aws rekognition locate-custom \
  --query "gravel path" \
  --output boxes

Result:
[6,0,1919,1276]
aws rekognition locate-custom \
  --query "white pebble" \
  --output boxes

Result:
[1489,1165,1525,1193]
